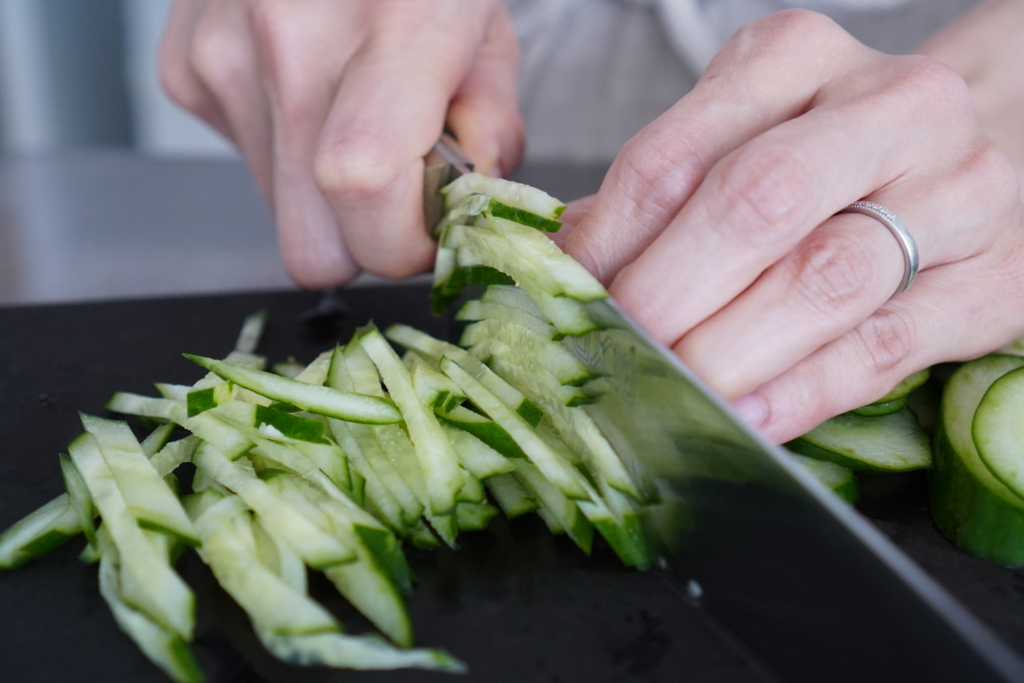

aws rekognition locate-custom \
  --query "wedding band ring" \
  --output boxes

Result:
[839,200,919,297]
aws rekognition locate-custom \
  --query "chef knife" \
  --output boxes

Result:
[424,135,1024,683]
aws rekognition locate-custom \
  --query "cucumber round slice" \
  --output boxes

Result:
[789,453,859,504]
[787,408,931,473]
[973,366,1024,499]
[929,355,1024,565]
[850,395,909,417]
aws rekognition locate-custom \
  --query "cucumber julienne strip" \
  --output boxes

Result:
[359,327,466,516]
[440,357,590,501]
[192,442,357,569]
[68,433,195,640]
[81,413,200,547]
[185,355,401,425]
[99,550,203,683]
[441,172,565,220]
[385,324,543,427]
[192,495,340,636]
[0,495,80,569]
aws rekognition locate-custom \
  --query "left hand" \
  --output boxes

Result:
[558,9,1024,444]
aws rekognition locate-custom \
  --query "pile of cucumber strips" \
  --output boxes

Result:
[3,171,1024,682]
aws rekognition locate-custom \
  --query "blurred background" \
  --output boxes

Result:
[0,0,295,307]
[0,0,231,156]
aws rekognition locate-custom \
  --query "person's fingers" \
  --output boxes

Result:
[159,0,232,138]
[188,0,276,197]
[732,240,1024,444]
[675,212,904,401]
[246,0,366,287]
[547,194,596,249]
[609,54,976,349]
[563,10,868,284]
[446,6,524,178]
[313,1,505,279]
[674,138,1016,401]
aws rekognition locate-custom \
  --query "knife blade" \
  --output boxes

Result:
[423,132,473,233]
[567,297,1024,682]
[420,140,1024,681]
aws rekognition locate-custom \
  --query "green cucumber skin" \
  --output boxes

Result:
[786,437,897,474]
[430,265,515,316]
[850,395,909,417]
[254,405,331,445]
[6,530,77,568]
[973,367,1024,499]
[186,387,218,417]
[834,479,860,505]
[436,412,527,461]
[930,422,1024,566]
[789,409,931,473]
[516,399,544,428]
[487,201,562,232]
[354,525,414,599]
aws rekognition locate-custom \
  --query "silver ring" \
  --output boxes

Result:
[838,200,919,297]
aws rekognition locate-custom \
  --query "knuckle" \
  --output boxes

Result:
[730,9,840,55]
[968,143,1022,215]
[314,132,401,204]
[852,308,915,378]
[711,145,812,248]
[614,134,703,226]
[189,14,248,95]
[895,55,972,121]
[790,232,873,318]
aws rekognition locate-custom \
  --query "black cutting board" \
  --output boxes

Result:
[5,286,1024,683]
[0,286,777,683]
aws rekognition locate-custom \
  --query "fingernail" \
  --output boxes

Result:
[732,394,767,429]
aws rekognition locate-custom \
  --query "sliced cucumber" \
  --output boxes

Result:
[787,408,931,472]
[186,382,236,417]
[455,501,499,531]
[98,550,203,683]
[437,406,527,461]
[514,461,593,554]
[789,453,859,504]
[257,629,465,672]
[192,443,356,569]
[485,473,539,519]
[443,424,516,479]
[358,327,466,516]
[850,395,909,417]
[269,475,413,647]
[442,172,565,222]
[929,355,1024,565]
[878,368,931,403]
[81,414,200,546]
[185,355,401,425]
[0,495,80,569]
[59,453,99,551]
[385,324,542,426]
[233,309,268,355]
[68,433,195,640]
[106,393,253,460]
[447,218,606,303]
[973,366,1024,499]
[405,351,465,412]
[441,357,590,501]
[193,495,340,636]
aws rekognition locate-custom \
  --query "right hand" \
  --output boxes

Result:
[160,0,524,288]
